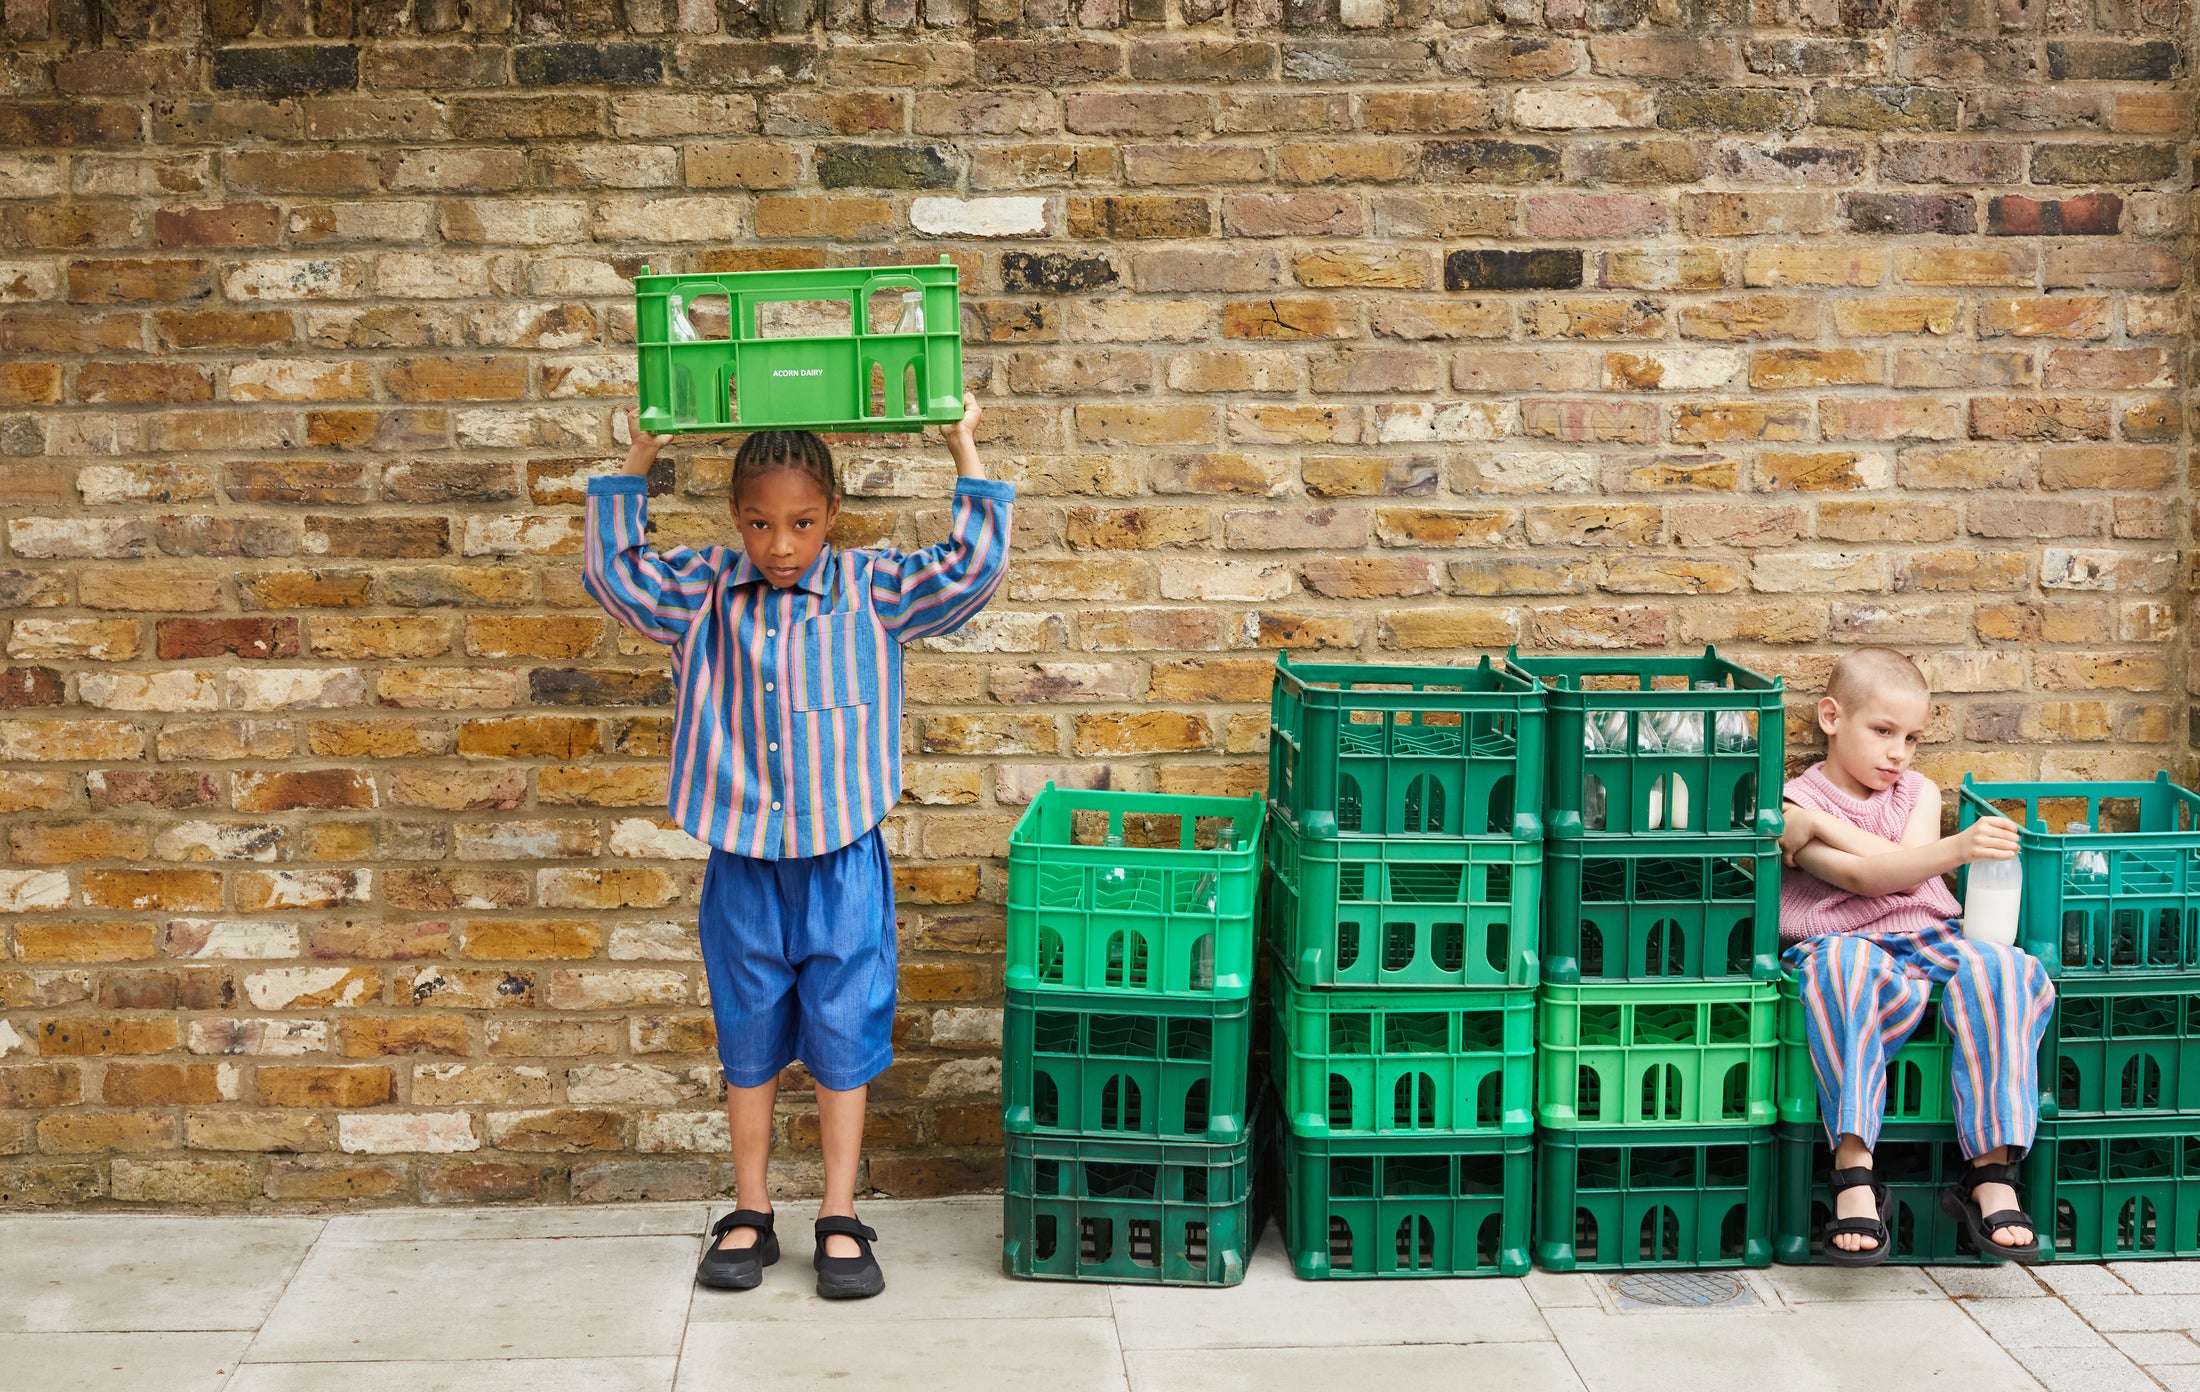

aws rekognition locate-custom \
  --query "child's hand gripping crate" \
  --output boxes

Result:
[1268,653,1546,840]
[633,259,963,435]
[1957,773,2200,978]
[1508,647,1787,840]
[1005,786,1264,999]
[1537,980,1780,1130]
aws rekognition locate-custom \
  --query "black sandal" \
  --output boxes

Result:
[1824,1165,1892,1267]
[697,1209,779,1290]
[813,1215,884,1300]
[1940,1159,2041,1265]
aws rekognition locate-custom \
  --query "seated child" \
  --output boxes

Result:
[1777,646,2052,1265]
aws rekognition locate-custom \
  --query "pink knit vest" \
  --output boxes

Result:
[1779,763,1961,942]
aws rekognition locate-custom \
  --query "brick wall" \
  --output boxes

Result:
[0,0,2190,1208]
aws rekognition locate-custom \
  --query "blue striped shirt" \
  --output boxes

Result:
[582,473,1015,860]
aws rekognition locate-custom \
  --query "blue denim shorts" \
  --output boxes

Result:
[697,827,897,1092]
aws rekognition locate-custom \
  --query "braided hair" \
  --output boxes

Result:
[729,430,840,509]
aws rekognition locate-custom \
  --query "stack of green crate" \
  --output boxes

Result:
[999,785,1266,1286]
[1266,653,1546,1278]
[1956,774,2200,1264]
[1511,649,1787,1272]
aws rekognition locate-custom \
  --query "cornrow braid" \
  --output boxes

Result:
[729,429,840,508]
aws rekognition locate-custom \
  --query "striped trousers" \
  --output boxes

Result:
[1783,920,2056,1159]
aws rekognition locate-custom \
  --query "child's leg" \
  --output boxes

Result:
[1787,932,1930,1253]
[816,1083,868,1258]
[718,1077,779,1250]
[697,849,801,1250]
[1890,923,2055,1246]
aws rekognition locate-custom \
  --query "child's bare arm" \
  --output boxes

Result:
[622,409,672,477]
[1793,781,2020,897]
[942,393,984,479]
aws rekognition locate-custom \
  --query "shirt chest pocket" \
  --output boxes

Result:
[790,611,881,713]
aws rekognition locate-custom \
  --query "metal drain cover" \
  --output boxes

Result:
[1610,1271,1754,1309]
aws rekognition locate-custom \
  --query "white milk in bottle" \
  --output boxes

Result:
[1962,854,2023,947]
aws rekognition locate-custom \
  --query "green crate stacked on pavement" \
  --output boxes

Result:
[1000,786,1267,1286]
[1266,654,1545,1279]
[1955,774,2200,1263]
[1512,649,1785,1272]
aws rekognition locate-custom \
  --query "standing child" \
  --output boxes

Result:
[583,395,1011,1298]
[1776,646,2054,1266]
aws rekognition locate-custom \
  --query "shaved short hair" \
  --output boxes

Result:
[1826,646,1929,708]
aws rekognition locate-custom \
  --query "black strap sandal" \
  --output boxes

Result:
[813,1215,884,1300]
[1940,1160,2041,1265]
[1824,1165,1893,1267]
[697,1209,779,1290]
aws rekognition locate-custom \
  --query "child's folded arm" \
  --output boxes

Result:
[869,476,1015,643]
[582,474,721,645]
[1791,837,1963,899]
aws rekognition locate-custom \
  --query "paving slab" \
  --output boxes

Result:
[689,1196,1109,1322]
[1523,1270,1601,1308]
[1963,1297,2109,1348]
[1927,1263,2042,1298]
[225,1358,678,1392]
[0,1217,322,1333]
[2108,1265,2200,1296]
[2108,1330,2200,1363]
[1757,1264,1942,1303]
[1545,1300,2044,1392]
[675,1316,1128,1392]
[321,1204,707,1244]
[1124,1339,1588,1392]
[2008,1347,2159,1392]
[2068,1294,2200,1333]
[0,1331,248,1392]
[1109,1238,1551,1351]
[2156,1369,2200,1392]
[2034,1266,2133,1297]
[249,1236,693,1363]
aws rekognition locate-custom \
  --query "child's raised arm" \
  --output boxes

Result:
[870,393,1014,643]
[580,413,725,645]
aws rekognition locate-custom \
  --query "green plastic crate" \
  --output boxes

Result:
[1277,1128,1532,1278]
[1774,1121,2024,1266]
[1268,653,1546,840]
[2034,1118,2200,1262]
[1535,1126,1774,1271]
[1271,972,1534,1138]
[1003,1120,1260,1285]
[633,259,963,435]
[2043,976,2200,1120]
[1777,975,1957,1128]
[1265,813,1540,990]
[1957,773,2200,978]
[1508,647,1786,840]
[1002,988,1252,1145]
[1006,785,1264,1000]
[1544,835,1781,985]
[1538,981,1779,1130]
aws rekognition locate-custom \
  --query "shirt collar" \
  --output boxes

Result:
[728,547,834,597]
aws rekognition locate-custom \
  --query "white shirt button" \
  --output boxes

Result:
[765,682,774,692]
[767,628,776,637]
[771,801,781,811]
[769,742,778,752]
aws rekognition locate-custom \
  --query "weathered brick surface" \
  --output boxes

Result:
[0,4,2190,1209]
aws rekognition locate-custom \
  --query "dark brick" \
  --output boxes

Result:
[2047,41,2178,82]
[1422,140,1561,185]
[1717,144,1866,184]
[0,101,143,147]
[208,0,257,37]
[815,144,959,190]
[1574,140,1708,185]
[672,41,822,89]
[362,43,511,89]
[514,43,664,87]
[451,95,601,140]
[1745,40,1873,77]
[87,771,221,810]
[0,668,64,709]
[1128,40,1275,83]
[1988,193,2123,236]
[1811,86,1958,131]
[975,40,1124,86]
[1658,89,1804,132]
[1000,252,1120,295]
[308,515,449,558]
[212,46,360,95]
[1840,193,1976,235]
[1445,249,1584,292]
[157,617,302,661]
[529,668,675,707]
[2029,144,2180,187]
[227,461,372,505]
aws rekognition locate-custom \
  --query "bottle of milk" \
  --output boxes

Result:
[1963,853,2023,947]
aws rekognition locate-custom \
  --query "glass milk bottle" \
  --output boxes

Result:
[1962,854,2023,947]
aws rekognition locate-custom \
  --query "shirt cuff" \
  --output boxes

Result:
[952,476,1016,503]
[586,474,650,496]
